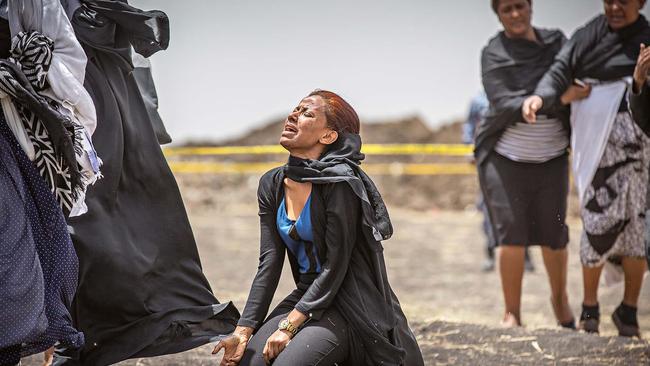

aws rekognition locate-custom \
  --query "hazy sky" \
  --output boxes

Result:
[131,0,650,144]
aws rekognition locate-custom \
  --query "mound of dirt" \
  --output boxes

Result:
[417,321,649,365]
[174,116,581,213]
[184,115,462,146]
[24,321,647,365]
[176,116,478,211]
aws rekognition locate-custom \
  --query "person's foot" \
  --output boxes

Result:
[481,257,495,272]
[559,319,576,329]
[524,258,535,272]
[579,303,600,334]
[612,303,641,338]
[550,296,574,329]
[501,312,522,328]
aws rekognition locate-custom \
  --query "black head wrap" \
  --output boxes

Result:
[283,133,393,241]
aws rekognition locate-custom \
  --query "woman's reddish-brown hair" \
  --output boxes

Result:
[308,90,360,134]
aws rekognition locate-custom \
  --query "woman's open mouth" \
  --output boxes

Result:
[283,123,298,134]
[607,14,625,25]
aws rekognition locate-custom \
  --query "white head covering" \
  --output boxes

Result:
[8,0,97,135]
[3,0,101,217]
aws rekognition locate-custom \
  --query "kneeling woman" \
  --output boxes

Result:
[213,90,423,366]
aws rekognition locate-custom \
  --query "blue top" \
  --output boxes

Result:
[463,91,489,145]
[277,195,321,274]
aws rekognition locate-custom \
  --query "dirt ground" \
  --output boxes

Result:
[23,174,650,366]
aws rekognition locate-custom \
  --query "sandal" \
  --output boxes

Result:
[579,303,600,334]
[612,303,641,338]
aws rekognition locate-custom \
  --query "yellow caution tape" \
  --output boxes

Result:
[168,161,476,176]
[164,144,474,157]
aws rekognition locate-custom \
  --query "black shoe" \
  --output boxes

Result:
[579,303,600,334]
[559,319,576,330]
[612,303,641,337]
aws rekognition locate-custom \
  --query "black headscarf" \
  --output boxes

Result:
[283,132,393,242]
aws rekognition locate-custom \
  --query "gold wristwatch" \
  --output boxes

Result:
[278,318,299,336]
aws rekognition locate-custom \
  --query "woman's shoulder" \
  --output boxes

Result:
[482,31,504,58]
[258,166,284,188]
[481,31,511,72]
[568,14,607,41]
[536,27,566,42]
[256,166,284,208]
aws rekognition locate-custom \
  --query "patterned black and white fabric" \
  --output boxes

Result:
[9,31,53,90]
[0,31,83,217]
[580,112,650,266]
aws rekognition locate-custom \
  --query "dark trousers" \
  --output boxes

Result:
[0,345,20,366]
[240,296,349,366]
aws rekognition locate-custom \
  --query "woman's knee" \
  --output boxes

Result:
[273,337,346,366]
[273,316,349,365]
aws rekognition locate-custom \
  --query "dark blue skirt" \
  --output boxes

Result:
[0,114,83,364]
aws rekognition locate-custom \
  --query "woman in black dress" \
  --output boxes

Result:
[53,1,239,365]
[477,0,586,328]
[213,90,423,366]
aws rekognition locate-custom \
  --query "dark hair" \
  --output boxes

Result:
[491,0,531,13]
[308,90,360,134]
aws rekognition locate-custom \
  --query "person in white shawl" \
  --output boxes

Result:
[523,0,650,338]
[2,0,100,218]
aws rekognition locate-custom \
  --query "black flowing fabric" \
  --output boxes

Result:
[252,134,423,366]
[54,1,238,365]
[132,59,171,145]
[534,15,650,107]
[284,133,393,242]
[475,28,568,165]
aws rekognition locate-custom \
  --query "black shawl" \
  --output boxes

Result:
[284,133,393,242]
[534,14,650,108]
[54,2,239,365]
[475,28,568,165]
[242,135,423,366]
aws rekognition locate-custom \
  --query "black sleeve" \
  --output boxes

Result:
[534,36,579,113]
[237,173,286,330]
[630,83,650,136]
[480,48,527,134]
[294,183,360,319]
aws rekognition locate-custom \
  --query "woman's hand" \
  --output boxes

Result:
[634,43,650,93]
[560,84,592,105]
[212,326,253,366]
[263,329,293,364]
[522,95,543,123]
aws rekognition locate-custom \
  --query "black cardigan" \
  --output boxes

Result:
[238,167,424,366]
[534,15,650,109]
[475,28,568,165]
